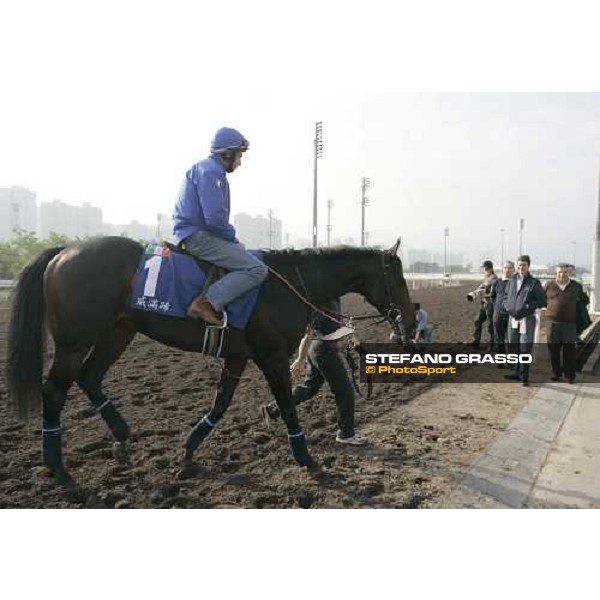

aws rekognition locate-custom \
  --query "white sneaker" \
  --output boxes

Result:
[336,432,368,446]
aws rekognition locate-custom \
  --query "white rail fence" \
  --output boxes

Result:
[405,273,592,290]
[1,275,594,296]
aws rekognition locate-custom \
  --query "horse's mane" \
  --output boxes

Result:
[264,246,382,265]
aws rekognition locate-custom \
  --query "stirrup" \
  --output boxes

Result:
[206,310,227,331]
[201,311,227,357]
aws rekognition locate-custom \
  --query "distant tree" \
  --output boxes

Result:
[0,230,77,278]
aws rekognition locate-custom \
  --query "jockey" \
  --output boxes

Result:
[173,127,268,326]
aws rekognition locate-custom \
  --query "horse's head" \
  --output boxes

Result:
[360,239,416,343]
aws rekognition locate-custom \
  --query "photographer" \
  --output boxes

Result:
[467,260,498,349]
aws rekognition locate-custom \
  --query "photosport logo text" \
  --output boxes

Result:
[360,345,533,383]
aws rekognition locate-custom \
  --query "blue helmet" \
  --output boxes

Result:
[210,127,250,154]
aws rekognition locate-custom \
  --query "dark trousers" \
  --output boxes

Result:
[494,312,509,353]
[546,320,577,379]
[508,315,536,382]
[292,340,356,438]
[473,303,495,345]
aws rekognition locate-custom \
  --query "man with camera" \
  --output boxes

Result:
[467,260,498,349]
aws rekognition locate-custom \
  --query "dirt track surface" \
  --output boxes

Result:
[0,285,534,508]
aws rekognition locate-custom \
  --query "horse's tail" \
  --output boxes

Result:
[6,246,66,420]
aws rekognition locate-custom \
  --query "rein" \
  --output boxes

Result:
[266,266,349,327]
[267,252,403,328]
[266,254,407,401]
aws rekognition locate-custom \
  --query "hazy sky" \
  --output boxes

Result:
[2,1,600,267]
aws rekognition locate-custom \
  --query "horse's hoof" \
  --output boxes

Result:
[49,466,75,488]
[113,440,130,462]
[303,456,320,472]
[177,458,196,480]
[306,456,323,473]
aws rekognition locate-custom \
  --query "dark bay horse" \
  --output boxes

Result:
[6,236,414,480]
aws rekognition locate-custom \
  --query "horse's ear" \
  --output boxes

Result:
[388,238,401,256]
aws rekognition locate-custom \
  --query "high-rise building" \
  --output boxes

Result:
[155,213,175,242]
[38,199,103,239]
[407,249,432,265]
[433,252,464,268]
[0,186,37,240]
[234,212,282,249]
[104,220,156,242]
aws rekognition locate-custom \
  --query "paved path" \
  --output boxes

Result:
[443,343,600,509]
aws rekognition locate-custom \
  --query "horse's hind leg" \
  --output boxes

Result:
[76,319,136,444]
[42,344,90,478]
[183,356,247,466]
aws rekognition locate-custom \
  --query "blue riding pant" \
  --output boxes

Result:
[184,230,268,311]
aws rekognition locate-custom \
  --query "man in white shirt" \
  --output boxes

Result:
[503,255,544,386]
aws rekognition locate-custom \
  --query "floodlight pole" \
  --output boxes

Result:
[444,227,449,275]
[361,177,371,247]
[156,213,162,240]
[593,160,600,312]
[313,122,323,248]
[519,218,525,256]
[326,199,333,246]
[268,209,274,250]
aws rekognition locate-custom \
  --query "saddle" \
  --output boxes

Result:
[166,242,224,297]
[165,242,228,328]
[130,242,263,356]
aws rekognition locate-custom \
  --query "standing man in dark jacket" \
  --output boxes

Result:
[503,255,545,386]
[173,127,268,326]
[545,264,589,383]
[567,264,592,341]
[491,261,515,354]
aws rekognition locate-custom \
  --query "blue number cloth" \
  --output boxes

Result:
[131,244,263,330]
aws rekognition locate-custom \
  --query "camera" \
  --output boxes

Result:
[467,288,484,303]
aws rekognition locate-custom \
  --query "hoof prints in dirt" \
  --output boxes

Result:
[0,288,499,508]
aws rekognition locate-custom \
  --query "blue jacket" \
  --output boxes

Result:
[173,156,236,243]
[491,278,510,316]
[503,273,545,320]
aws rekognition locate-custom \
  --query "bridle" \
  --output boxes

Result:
[268,251,412,341]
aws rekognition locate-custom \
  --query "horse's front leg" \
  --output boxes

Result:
[183,356,247,468]
[256,352,316,469]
